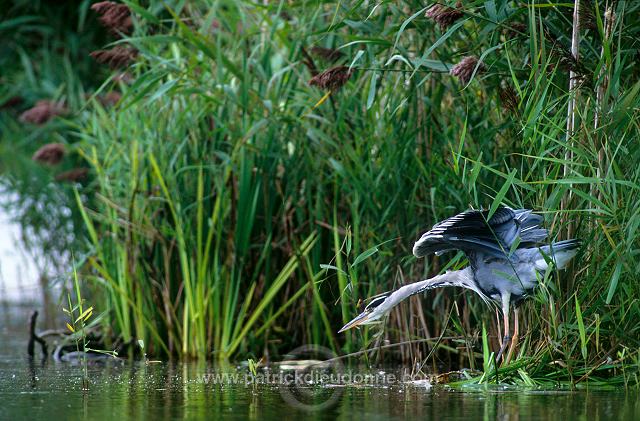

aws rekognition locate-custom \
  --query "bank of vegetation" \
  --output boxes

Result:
[2,1,639,386]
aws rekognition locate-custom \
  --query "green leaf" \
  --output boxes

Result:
[575,295,587,360]
[392,7,428,51]
[319,264,347,276]
[366,72,378,109]
[248,358,258,376]
[488,169,516,220]
[421,18,468,63]
[605,261,623,304]
[481,321,491,380]
[349,49,365,68]
[124,1,160,24]
[75,306,94,324]
[225,233,317,357]
[351,246,379,268]
[451,115,467,175]
[411,58,450,72]
[509,236,521,256]
[384,54,413,69]
[484,0,498,22]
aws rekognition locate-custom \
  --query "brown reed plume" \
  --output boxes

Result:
[309,66,353,91]
[91,1,132,35]
[100,91,122,107]
[425,2,464,30]
[499,83,519,114]
[55,168,89,182]
[19,100,67,125]
[504,22,527,39]
[90,46,138,69]
[32,143,66,165]
[450,56,485,85]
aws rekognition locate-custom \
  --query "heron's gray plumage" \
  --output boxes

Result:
[339,206,580,355]
[368,268,484,316]
[412,207,547,259]
[411,207,579,304]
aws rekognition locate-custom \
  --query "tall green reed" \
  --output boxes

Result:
[51,0,640,383]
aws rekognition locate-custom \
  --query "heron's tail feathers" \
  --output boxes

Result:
[535,239,581,270]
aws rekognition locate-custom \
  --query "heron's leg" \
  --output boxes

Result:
[505,308,519,364]
[495,309,502,347]
[495,293,511,363]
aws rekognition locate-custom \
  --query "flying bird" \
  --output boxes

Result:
[338,207,580,362]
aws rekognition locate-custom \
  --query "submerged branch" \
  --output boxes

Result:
[27,311,48,359]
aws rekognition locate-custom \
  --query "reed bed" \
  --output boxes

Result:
[3,0,640,385]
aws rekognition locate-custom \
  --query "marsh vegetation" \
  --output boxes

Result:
[2,0,640,387]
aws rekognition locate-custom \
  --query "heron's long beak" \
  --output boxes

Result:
[338,311,371,333]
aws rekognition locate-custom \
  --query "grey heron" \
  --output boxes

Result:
[339,207,580,362]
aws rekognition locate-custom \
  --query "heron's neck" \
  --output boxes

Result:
[409,267,490,305]
[414,267,477,295]
[373,268,487,316]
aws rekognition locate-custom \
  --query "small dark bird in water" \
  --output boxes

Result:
[339,207,580,363]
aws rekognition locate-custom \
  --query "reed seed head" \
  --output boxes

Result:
[91,1,132,35]
[498,84,519,114]
[425,2,464,30]
[90,46,138,69]
[450,56,484,85]
[19,100,67,125]
[504,22,527,39]
[32,143,66,165]
[100,91,122,107]
[55,168,89,182]
[309,66,353,91]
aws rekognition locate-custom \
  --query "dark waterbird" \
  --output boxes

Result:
[339,207,580,363]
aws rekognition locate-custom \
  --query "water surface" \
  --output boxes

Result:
[1,305,638,420]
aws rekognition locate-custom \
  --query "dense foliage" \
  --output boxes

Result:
[3,1,640,386]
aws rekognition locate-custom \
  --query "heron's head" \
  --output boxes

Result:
[338,292,392,333]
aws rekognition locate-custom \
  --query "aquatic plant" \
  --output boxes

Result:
[425,2,464,30]
[89,47,138,69]
[5,0,640,387]
[19,101,67,125]
[309,66,354,91]
[449,56,484,85]
[91,1,133,36]
[32,143,65,166]
[55,168,89,183]
[63,261,118,389]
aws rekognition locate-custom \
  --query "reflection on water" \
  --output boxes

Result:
[0,168,79,329]
[1,306,639,420]
[0,190,41,302]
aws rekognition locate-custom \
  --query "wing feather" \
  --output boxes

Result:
[413,207,547,258]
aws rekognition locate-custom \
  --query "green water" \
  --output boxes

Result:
[1,305,638,420]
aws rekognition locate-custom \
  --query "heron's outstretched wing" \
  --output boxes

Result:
[412,207,548,259]
[516,210,548,246]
